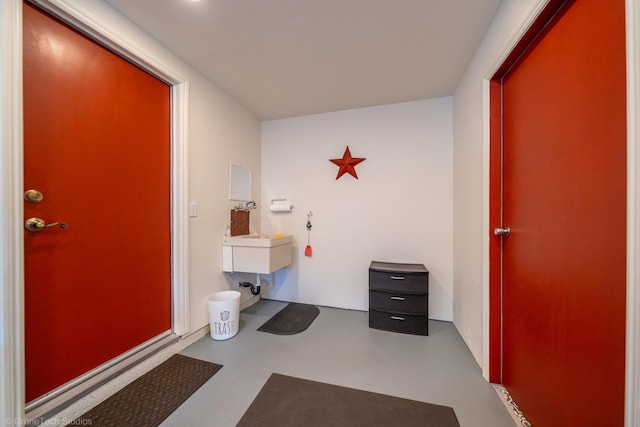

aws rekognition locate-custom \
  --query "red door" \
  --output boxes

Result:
[492,0,627,425]
[23,3,172,402]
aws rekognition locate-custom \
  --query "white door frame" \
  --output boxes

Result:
[0,0,190,422]
[482,0,640,425]
[624,1,640,424]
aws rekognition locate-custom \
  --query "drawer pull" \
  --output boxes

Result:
[390,316,405,321]
[390,276,405,280]
[390,296,405,301]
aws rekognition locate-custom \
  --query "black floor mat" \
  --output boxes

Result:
[237,373,461,427]
[73,354,222,427]
[257,302,320,335]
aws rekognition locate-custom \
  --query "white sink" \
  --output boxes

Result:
[222,234,293,248]
[222,234,293,274]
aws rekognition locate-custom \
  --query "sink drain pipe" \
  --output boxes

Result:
[239,274,262,295]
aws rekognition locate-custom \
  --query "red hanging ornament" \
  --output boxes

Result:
[329,146,366,180]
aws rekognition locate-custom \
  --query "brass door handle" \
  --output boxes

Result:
[25,217,67,232]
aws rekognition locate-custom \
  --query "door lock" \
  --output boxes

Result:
[25,217,67,232]
[24,189,44,203]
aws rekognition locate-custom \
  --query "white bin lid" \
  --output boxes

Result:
[209,290,241,302]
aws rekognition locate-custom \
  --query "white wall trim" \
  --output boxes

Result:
[171,81,190,336]
[481,78,491,379]
[0,1,26,424]
[625,1,640,425]
[484,1,550,84]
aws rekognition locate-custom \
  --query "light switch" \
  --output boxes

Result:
[189,202,198,217]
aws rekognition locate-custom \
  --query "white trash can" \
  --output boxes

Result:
[208,290,241,340]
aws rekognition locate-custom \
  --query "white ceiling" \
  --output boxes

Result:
[103,0,503,120]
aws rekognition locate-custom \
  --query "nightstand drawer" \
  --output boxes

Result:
[369,309,428,336]
[369,270,428,293]
[369,290,427,315]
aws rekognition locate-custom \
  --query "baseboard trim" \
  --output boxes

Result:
[240,293,261,310]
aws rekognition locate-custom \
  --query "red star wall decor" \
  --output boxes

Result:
[329,146,366,180]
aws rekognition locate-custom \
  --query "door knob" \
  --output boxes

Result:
[494,227,511,237]
[25,217,67,232]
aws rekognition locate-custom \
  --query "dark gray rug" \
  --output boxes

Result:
[74,354,222,427]
[237,373,461,427]
[257,302,320,335]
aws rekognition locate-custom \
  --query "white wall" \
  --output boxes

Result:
[59,0,263,333]
[260,99,454,320]
[452,0,547,368]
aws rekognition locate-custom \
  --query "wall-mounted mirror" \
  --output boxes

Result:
[229,162,252,201]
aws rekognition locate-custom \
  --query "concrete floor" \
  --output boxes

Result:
[161,299,516,427]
